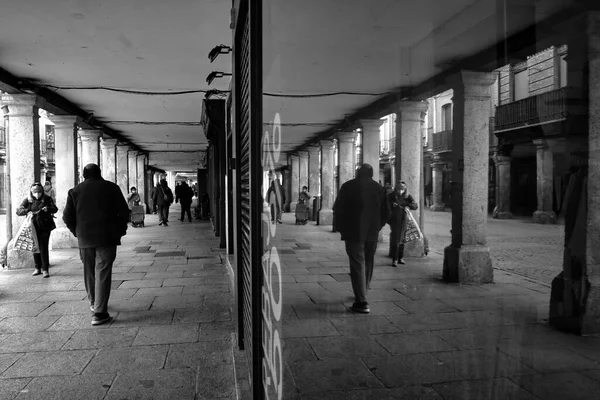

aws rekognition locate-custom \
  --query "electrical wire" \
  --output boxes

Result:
[106,121,202,126]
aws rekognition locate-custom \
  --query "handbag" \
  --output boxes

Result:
[13,214,40,253]
[402,207,423,243]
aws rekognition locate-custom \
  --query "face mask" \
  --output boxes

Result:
[33,193,42,199]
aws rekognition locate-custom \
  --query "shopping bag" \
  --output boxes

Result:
[402,207,423,243]
[13,214,40,253]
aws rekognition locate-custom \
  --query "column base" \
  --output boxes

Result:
[290,203,297,213]
[6,238,34,270]
[443,244,493,284]
[532,210,557,224]
[492,207,514,219]
[50,227,79,249]
[318,208,333,225]
[430,204,446,212]
[549,270,600,335]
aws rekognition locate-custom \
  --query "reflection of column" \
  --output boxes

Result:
[397,101,429,257]
[533,139,557,224]
[115,144,129,197]
[50,115,78,249]
[128,148,137,192]
[136,154,146,205]
[307,146,320,221]
[431,158,445,211]
[319,140,335,225]
[100,137,117,183]
[444,70,495,284]
[79,129,101,169]
[1,94,40,239]
[282,168,291,212]
[337,132,356,189]
[360,119,384,181]
[77,135,83,182]
[289,154,299,212]
[492,153,513,219]
[390,159,396,186]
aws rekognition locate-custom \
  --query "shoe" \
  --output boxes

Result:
[32,269,42,276]
[163,222,169,226]
[42,270,50,278]
[188,220,192,222]
[91,313,112,326]
[90,305,95,313]
[350,302,370,313]
[277,219,282,224]
[399,259,406,265]
[391,261,397,267]
[159,221,163,226]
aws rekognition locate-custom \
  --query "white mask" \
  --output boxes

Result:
[33,193,42,199]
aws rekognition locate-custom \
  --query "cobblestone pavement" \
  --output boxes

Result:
[383,210,564,287]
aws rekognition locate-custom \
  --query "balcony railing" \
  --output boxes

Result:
[495,87,567,132]
[432,130,453,153]
[380,140,390,156]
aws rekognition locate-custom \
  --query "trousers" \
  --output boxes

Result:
[344,240,378,303]
[158,204,170,223]
[33,230,51,271]
[80,246,117,314]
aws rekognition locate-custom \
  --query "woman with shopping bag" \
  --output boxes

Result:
[16,182,58,277]
[387,181,418,267]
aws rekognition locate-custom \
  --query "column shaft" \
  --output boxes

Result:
[318,140,335,225]
[128,149,137,192]
[307,146,320,221]
[360,119,384,181]
[136,154,146,206]
[100,138,117,183]
[493,154,513,219]
[337,132,356,189]
[115,145,129,197]
[289,154,300,212]
[443,70,495,284]
[283,168,291,212]
[298,151,309,192]
[431,161,445,211]
[533,139,557,224]
[79,129,101,169]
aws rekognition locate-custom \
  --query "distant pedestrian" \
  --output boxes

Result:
[388,181,418,267]
[333,164,390,314]
[43,181,56,202]
[176,181,194,222]
[16,182,58,278]
[425,181,433,207]
[150,186,157,214]
[152,175,174,226]
[62,163,129,326]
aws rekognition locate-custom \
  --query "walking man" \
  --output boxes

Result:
[333,164,390,313]
[63,163,129,326]
[176,181,194,222]
[152,174,174,226]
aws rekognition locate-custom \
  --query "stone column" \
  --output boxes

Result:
[136,154,146,204]
[77,135,83,182]
[390,159,396,186]
[431,157,445,211]
[289,154,300,212]
[282,168,291,212]
[79,129,101,169]
[100,137,117,183]
[307,146,320,221]
[532,139,557,224]
[50,115,78,249]
[492,153,513,219]
[115,144,129,197]
[443,70,495,284]
[337,131,356,188]
[145,169,154,213]
[127,148,137,193]
[396,101,428,256]
[360,119,384,179]
[298,150,309,192]
[1,94,40,242]
[319,140,335,225]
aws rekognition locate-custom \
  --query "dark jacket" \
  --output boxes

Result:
[333,176,390,242]
[62,177,129,248]
[388,191,418,235]
[16,194,58,233]
[176,182,194,205]
[152,180,174,206]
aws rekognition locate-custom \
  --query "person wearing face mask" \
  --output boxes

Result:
[16,182,58,277]
[388,181,418,267]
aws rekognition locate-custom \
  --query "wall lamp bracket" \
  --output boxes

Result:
[206,71,232,85]
[208,45,232,63]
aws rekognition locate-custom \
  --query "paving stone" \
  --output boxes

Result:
[34,291,87,302]
[62,327,139,349]
[373,331,456,355]
[297,386,443,400]
[113,310,174,325]
[105,368,195,400]
[0,377,31,399]
[439,297,504,312]
[182,284,231,296]
[0,353,23,374]
[107,288,138,300]
[282,319,340,338]
[365,353,461,386]
[0,331,74,353]
[198,321,234,342]
[294,275,336,283]
[118,279,164,289]
[46,313,115,331]
[432,377,538,400]
[393,299,459,314]
[82,345,168,374]
[108,297,154,312]
[195,359,237,399]
[111,272,146,281]
[511,371,600,400]
[433,328,504,350]
[166,341,231,369]
[0,303,51,318]
[151,294,204,310]
[290,359,384,393]
[203,275,230,284]
[15,373,115,400]
[0,292,43,303]
[2,350,96,378]
[37,300,91,316]
[0,316,60,334]
[133,286,184,298]
[173,306,231,324]
[396,285,487,300]
[307,336,390,359]
[132,323,199,346]
[292,303,353,319]
[329,316,400,336]
[143,270,184,279]
[129,264,168,273]
[282,338,318,363]
[499,345,600,373]
[433,348,536,379]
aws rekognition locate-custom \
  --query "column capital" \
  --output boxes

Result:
[50,114,78,129]
[307,145,320,155]
[336,131,356,143]
[493,153,511,166]
[297,150,309,158]
[288,153,299,161]
[79,129,102,141]
[100,137,118,148]
[359,118,385,132]
[1,93,37,116]
[116,143,129,152]
[450,70,496,99]
[533,139,548,149]
[319,139,335,150]
[395,100,429,120]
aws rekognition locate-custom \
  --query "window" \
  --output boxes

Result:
[441,103,452,131]
[560,55,567,88]
[514,70,528,100]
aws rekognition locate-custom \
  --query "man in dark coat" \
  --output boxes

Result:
[62,163,129,326]
[388,181,418,266]
[176,181,194,222]
[152,175,174,226]
[333,163,390,314]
